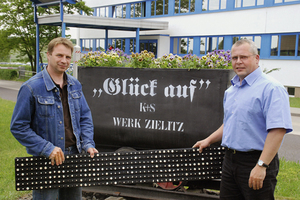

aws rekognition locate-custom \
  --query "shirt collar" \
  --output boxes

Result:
[42,67,74,91]
[231,67,262,87]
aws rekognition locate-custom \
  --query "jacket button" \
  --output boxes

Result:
[59,121,62,124]
[58,106,61,109]
[61,137,63,140]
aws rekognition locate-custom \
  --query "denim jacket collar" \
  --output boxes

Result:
[42,67,75,91]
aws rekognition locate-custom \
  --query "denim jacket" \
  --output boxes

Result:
[10,68,95,158]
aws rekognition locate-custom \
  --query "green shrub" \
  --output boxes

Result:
[0,69,18,80]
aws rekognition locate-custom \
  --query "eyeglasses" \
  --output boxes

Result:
[231,54,256,62]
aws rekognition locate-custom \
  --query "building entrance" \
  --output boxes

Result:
[139,40,157,56]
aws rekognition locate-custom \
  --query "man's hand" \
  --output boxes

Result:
[192,139,210,153]
[248,165,267,190]
[49,147,65,166]
[87,147,99,158]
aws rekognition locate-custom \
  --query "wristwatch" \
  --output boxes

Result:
[257,160,269,168]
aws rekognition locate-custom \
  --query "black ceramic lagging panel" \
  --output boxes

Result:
[15,147,225,191]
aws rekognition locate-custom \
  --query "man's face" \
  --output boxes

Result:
[47,44,72,75]
[231,43,259,82]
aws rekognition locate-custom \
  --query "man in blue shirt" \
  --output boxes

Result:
[11,37,98,200]
[193,39,292,200]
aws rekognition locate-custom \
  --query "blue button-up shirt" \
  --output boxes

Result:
[221,67,293,152]
[10,68,95,157]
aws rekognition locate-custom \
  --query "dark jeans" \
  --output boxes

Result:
[220,149,279,200]
[33,146,82,200]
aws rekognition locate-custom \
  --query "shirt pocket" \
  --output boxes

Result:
[37,96,55,118]
[70,90,82,112]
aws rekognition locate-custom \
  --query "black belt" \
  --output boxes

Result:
[226,148,262,155]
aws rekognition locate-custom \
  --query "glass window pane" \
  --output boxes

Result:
[173,38,179,54]
[188,38,194,54]
[211,37,218,51]
[254,36,261,55]
[180,0,189,13]
[298,36,300,56]
[240,36,253,40]
[200,38,206,54]
[130,39,135,53]
[274,0,283,3]
[131,4,134,18]
[257,0,264,5]
[285,0,299,2]
[175,0,179,14]
[271,35,279,56]
[135,3,142,17]
[233,37,239,45]
[151,1,155,16]
[202,0,208,11]
[156,0,164,15]
[123,5,126,18]
[209,0,220,10]
[235,0,241,8]
[180,38,188,54]
[190,0,195,12]
[115,6,121,18]
[280,35,296,56]
[165,0,169,14]
[221,0,227,9]
[243,0,255,7]
[218,37,224,49]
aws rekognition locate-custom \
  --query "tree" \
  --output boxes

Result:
[0,0,93,72]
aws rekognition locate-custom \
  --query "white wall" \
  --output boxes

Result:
[259,60,300,87]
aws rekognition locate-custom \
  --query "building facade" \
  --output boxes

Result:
[68,0,300,96]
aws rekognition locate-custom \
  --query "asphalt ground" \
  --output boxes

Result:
[1,80,299,163]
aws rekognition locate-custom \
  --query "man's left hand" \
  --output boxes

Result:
[87,147,99,158]
[248,165,266,190]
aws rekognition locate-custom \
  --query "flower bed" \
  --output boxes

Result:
[77,49,232,69]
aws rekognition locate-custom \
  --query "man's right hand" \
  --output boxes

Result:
[49,147,65,166]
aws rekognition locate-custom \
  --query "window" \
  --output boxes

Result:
[280,35,296,56]
[151,0,169,16]
[111,39,126,52]
[202,0,227,11]
[275,0,300,3]
[114,5,126,18]
[287,87,295,96]
[130,39,136,53]
[96,39,105,52]
[271,34,299,57]
[82,39,93,52]
[298,36,300,56]
[174,0,195,14]
[200,36,224,54]
[95,7,109,17]
[173,37,194,54]
[271,35,279,56]
[131,2,145,18]
[234,0,264,8]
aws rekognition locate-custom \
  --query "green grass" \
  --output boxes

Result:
[275,158,300,200]
[0,97,300,200]
[290,97,300,108]
[0,98,30,200]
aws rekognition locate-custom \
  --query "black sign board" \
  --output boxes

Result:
[78,67,234,151]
